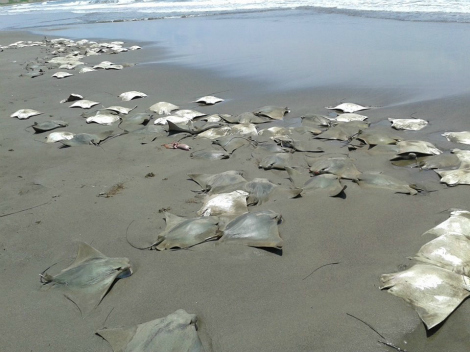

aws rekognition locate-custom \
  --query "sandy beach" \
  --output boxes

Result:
[1,12,470,352]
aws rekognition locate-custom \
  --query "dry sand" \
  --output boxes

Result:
[1,25,470,352]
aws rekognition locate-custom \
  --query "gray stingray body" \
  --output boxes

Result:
[122,113,152,126]
[380,264,470,330]
[41,242,132,314]
[356,130,401,146]
[259,153,292,170]
[167,121,222,135]
[244,178,301,204]
[395,140,442,156]
[423,209,470,238]
[60,131,114,147]
[316,121,368,141]
[274,137,324,153]
[357,172,418,195]
[253,106,289,120]
[442,131,470,145]
[32,120,68,133]
[190,150,230,160]
[212,135,252,153]
[155,213,220,250]
[96,309,205,352]
[436,168,470,186]
[188,170,247,194]
[301,114,331,127]
[222,112,271,124]
[285,167,345,197]
[307,156,361,180]
[220,210,283,249]
[418,154,461,169]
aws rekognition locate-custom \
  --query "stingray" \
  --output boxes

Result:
[197,190,249,217]
[253,106,289,120]
[356,129,401,147]
[174,109,206,119]
[40,242,132,314]
[129,45,141,50]
[69,99,100,109]
[307,155,361,180]
[149,102,179,115]
[106,106,136,115]
[122,113,152,126]
[198,124,257,140]
[254,141,285,154]
[52,71,73,79]
[190,149,230,160]
[326,102,370,113]
[32,120,68,133]
[46,131,75,143]
[389,118,428,131]
[222,112,271,124]
[212,135,253,154]
[394,140,442,156]
[435,168,470,186]
[423,210,470,238]
[259,153,292,170]
[60,93,83,103]
[153,213,220,250]
[356,172,418,195]
[258,126,295,139]
[315,123,367,142]
[380,264,470,330]
[188,170,247,194]
[333,113,368,122]
[220,210,283,249]
[244,178,302,205]
[414,233,470,276]
[86,114,120,125]
[273,136,324,153]
[416,153,461,169]
[94,61,123,70]
[442,131,470,145]
[286,167,345,197]
[202,114,223,122]
[96,309,204,352]
[60,131,114,147]
[154,115,194,125]
[452,149,470,168]
[59,62,83,70]
[79,67,96,73]
[11,109,42,119]
[193,95,224,105]
[167,121,222,136]
[119,91,147,101]
[301,114,332,127]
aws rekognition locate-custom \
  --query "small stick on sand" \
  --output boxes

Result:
[0,200,50,218]
[302,262,339,280]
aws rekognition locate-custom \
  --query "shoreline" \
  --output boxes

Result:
[1,15,470,351]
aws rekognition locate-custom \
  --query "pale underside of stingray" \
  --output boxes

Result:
[32,120,68,133]
[436,168,470,186]
[46,131,75,143]
[197,124,258,139]
[119,91,147,101]
[149,102,179,115]
[414,233,470,276]
[258,126,295,138]
[60,93,83,103]
[69,99,100,109]
[326,102,369,113]
[356,172,418,195]
[380,264,470,329]
[86,113,121,125]
[423,209,470,238]
[442,131,470,145]
[244,178,302,205]
[41,242,132,314]
[203,114,223,122]
[197,190,249,217]
[389,118,428,131]
[96,309,204,352]
[307,156,361,180]
[94,61,123,70]
[259,153,292,170]
[220,210,283,249]
[253,106,289,120]
[52,71,73,79]
[174,109,206,119]
[154,213,220,250]
[79,67,96,73]
[333,113,368,122]
[154,115,193,125]
[59,62,84,70]
[193,95,224,105]
[11,109,43,119]
[395,140,442,156]
[106,106,136,115]
[452,149,470,168]
[285,167,345,197]
[188,170,247,194]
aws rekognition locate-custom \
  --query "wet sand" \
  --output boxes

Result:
[1,15,470,352]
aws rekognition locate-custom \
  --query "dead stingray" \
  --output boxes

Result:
[394,140,442,156]
[273,136,324,153]
[307,155,361,180]
[46,131,75,143]
[356,129,401,147]
[86,114,120,125]
[435,168,470,186]
[414,233,470,276]
[94,61,123,70]
[326,102,370,113]
[380,264,470,330]
[97,309,204,352]
[32,120,68,133]
[222,112,271,124]
[301,114,332,127]
[442,131,470,145]
[119,91,147,101]
[212,135,253,154]
[52,71,73,79]
[259,153,292,170]
[220,210,283,249]
[174,109,206,119]
[197,190,249,217]
[452,149,470,168]
[253,106,289,120]
[423,209,470,238]
[190,149,230,160]
[286,167,345,197]
[153,213,220,250]
[60,131,114,147]
[193,95,224,105]
[244,178,301,204]
[60,93,83,103]
[188,170,247,194]
[40,242,132,314]
[149,102,179,115]
[11,109,42,119]
[333,113,368,122]
[315,122,367,142]
[198,124,257,139]
[258,126,295,139]
[79,67,96,73]
[122,113,152,126]
[106,106,136,115]
[392,153,460,169]
[389,118,428,131]
[356,172,418,195]
[69,99,100,109]
[167,121,222,135]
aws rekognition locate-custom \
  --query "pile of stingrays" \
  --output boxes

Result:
[5,36,470,350]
